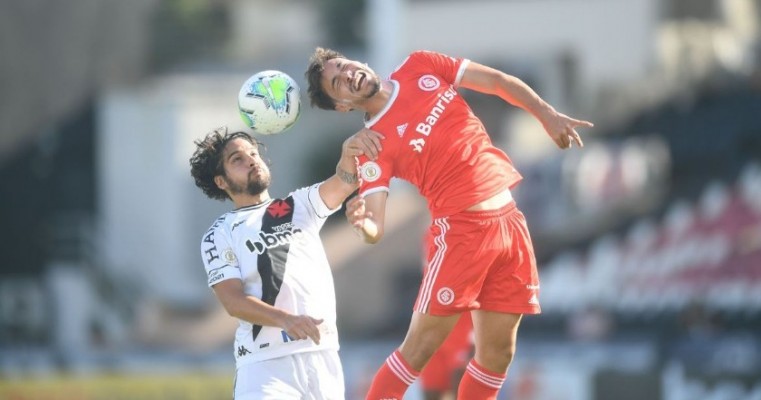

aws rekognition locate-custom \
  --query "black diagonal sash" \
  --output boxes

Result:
[251,197,295,341]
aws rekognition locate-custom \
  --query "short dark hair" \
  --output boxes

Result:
[305,47,345,110]
[189,127,260,201]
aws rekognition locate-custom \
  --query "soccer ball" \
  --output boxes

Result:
[238,70,301,135]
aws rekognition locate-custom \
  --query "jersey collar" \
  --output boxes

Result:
[364,80,399,128]
[232,198,273,213]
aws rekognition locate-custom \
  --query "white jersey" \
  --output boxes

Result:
[200,183,340,368]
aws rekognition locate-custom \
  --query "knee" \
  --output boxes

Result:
[400,331,449,370]
[476,341,516,372]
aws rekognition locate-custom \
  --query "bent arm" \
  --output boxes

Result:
[319,157,359,210]
[212,278,324,343]
[213,279,291,326]
[319,128,385,209]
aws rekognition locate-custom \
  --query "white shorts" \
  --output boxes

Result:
[234,350,345,400]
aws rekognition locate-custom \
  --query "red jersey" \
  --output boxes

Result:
[357,51,522,218]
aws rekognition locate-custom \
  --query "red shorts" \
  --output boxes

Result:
[419,312,473,391]
[414,201,541,316]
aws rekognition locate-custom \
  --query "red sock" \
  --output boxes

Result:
[457,359,506,400]
[365,350,420,400]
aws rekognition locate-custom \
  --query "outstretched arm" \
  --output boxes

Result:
[459,61,593,149]
[319,128,384,209]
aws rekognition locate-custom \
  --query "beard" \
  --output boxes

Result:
[362,71,381,99]
[226,169,271,197]
[244,176,270,196]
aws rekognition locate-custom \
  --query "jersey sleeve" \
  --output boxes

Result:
[357,153,393,197]
[200,218,241,287]
[292,183,339,229]
[410,50,470,87]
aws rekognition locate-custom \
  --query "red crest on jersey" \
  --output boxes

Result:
[267,200,292,218]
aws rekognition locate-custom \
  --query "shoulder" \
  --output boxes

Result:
[393,50,435,72]
[288,184,330,217]
[200,213,233,246]
[287,186,312,204]
[393,50,459,76]
[205,213,230,233]
[408,50,452,62]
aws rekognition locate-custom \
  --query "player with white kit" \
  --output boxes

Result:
[190,126,382,399]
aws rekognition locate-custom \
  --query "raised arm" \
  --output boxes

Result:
[319,128,384,209]
[459,61,593,149]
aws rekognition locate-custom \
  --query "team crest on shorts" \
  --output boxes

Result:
[418,75,440,91]
[437,287,455,305]
[360,161,381,182]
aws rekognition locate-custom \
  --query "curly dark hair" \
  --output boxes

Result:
[305,47,345,110]
[189,127,261,201]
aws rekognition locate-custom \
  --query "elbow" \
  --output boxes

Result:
[222,303,241,319]
[217,297,244,319]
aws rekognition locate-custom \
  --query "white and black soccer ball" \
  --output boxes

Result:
[238,70,301,135]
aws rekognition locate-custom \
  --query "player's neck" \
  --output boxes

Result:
[232,191,271,210]
[364,80,394,120]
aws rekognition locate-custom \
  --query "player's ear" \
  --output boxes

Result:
[214,175,228,191]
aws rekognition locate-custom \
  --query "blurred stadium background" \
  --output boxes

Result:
[1,0,760,399]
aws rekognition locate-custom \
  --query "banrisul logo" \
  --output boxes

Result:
[245,222,304,255]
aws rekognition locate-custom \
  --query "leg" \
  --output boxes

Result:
[306,350,345,400]
[472,310,522,372]
[458,205,539,398]
[399,311,461,369]
[364,312,460,400]
[457,310,522,399]
[234,356,303,399]
[420,311,473,400]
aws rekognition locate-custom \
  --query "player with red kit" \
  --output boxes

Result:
[306,48,593,400]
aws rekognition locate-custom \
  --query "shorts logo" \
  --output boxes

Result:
[437,287,455,305]
[418,75,440,91]
[360,161,381,182]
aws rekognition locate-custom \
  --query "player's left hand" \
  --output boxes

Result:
[343,128,384,160]
[280,314,324,344]
[543,113,593,150]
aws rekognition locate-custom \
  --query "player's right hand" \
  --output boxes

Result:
[345,195,373,230]
[543,112,593,149]
[281,314,324,344]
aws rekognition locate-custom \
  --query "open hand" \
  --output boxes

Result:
[543,113,593,149]
[280,314,324,344]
